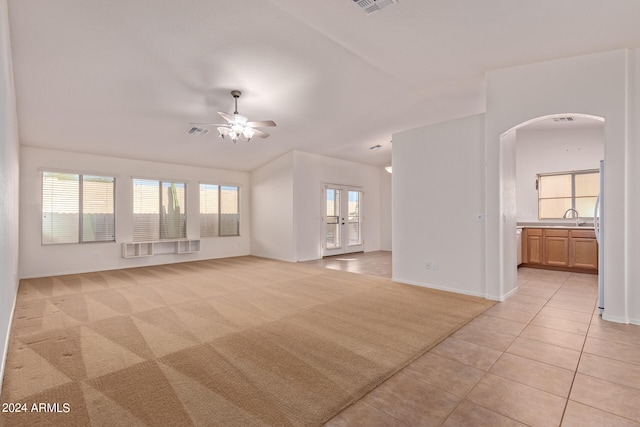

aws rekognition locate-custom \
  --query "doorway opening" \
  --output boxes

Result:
[322,185,364,257]
[499,113,605,297]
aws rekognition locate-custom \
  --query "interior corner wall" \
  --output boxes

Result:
[486,49,634,322]
[250,152,295,262]
[392,114,486,297]
[19,147,252,278]
[0,0,20,393]
[292,151,383,262]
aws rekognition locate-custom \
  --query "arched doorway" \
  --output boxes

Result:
[498,113,605,299]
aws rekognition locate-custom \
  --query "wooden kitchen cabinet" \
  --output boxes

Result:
[544,229,570,267]
[523,228,542,264]
[570,229,598,270]
[521,227,597,273]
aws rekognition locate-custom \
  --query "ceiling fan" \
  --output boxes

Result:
[189,90,276,142]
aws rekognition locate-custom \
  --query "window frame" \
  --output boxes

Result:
[537,168,599,220]
[132,178,187,242]
[41,171,116,245]
[199,183,240,237]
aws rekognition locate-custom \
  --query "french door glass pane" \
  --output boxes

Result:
[326,188,341,249]
[348,191,361,246]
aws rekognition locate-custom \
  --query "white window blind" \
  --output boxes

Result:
[199,184,239,237]
[133,178,186,242]
[220,186,239,236]
[200,184,219,237]
[42,172,115,244]
[538,169,599,219]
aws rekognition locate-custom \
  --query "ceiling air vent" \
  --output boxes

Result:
[552,116,575,122]
[353,0,398,15]
[186,126,209,136]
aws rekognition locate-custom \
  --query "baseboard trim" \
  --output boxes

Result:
[602,313,638,325]
[495,286,519,302]
[391,277,485,299]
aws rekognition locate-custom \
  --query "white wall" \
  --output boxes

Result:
[379,168,392,251]
[0,0,20,393]
[250,152,295,261]
[20,147,251,278]
[629,50,640,322]
[516,127,605,222]
[500,130,517,299]
[251,151,386,262]
[392,114,486,297]
[292,151,382,262]
[486,49,635,323]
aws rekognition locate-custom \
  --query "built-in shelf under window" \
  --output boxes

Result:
[121,239,200,258]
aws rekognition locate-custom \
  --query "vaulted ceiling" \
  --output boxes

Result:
[7,0,640,171]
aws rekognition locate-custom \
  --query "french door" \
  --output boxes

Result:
[322,185,364,256]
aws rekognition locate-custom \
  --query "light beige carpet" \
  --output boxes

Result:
[0,256,494,426]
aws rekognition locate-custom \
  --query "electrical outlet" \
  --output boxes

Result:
[476,213,486,222]
[431,262,438,270]
[425,261,432,269]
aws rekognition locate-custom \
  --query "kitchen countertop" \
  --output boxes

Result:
[517,222,594,230]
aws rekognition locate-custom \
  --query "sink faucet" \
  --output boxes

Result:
[563,208,584,226]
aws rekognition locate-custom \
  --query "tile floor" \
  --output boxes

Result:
[310,252,640,426]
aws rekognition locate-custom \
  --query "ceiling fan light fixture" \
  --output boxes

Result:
[191,90,276,143]
[234,114,248,125]
[217,127,230,138]
[242,128,255,139]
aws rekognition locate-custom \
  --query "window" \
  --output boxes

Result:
[133,179,186,241]
[538,169,599,219]
[42,172,115,244]
[200,184,239,237]
[348,191,362,246]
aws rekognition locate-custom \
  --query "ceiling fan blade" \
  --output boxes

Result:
[217,112,235,123]
[246,120,276,128]
[252,128,270,138]
[189,123,228,126]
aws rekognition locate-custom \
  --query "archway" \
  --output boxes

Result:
[498,113,605,298]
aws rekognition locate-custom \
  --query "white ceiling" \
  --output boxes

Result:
[7,0,640,172]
